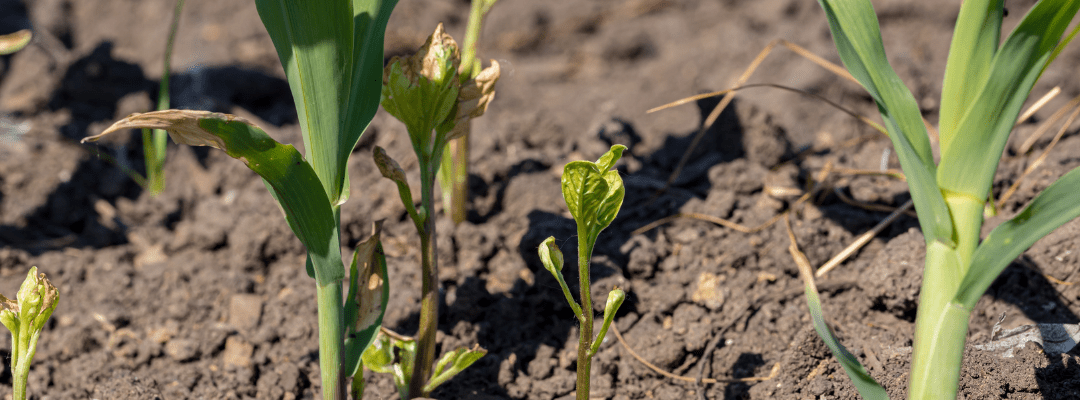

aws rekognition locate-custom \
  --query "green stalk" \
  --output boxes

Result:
[910,193,983,399]
[575,231,595,400]
[439,0,493,224]
[144,0,185,196]
[317,278,345,400]
[12,316,34,400]
[410,162,440,398]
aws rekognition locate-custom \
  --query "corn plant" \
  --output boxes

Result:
[0,267,59,400]
[82,1,398,399]
[437,0,500,224]
[374,23,498,398]
[538,144,627,400]
[806,0,1080,398]
[0,30,31,55]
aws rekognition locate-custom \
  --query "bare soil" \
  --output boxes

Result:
[1,0,1080,398]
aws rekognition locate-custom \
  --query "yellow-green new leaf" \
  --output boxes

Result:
[85,110,344,286]
[561,145,627,252]
[938,0,1003,147]
[423,345,487,394]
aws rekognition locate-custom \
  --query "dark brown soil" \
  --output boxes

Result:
[2,0,1080,399]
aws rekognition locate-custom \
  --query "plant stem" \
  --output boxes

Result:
[576,233,594,400]
[317,279,345,400]
[12,322,34,400]
[909,241,967,400]
[410,163,440,398]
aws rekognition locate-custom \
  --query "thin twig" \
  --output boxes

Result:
[816,199,914,277]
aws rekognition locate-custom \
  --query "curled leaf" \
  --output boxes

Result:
[373,146,421,227]
[423,344,487,394]
[591,287,625,356]
[445,60,501,141]
[0,29,31,55]
[381,23,461,147]
[538,236,564,275]
[84,110,231,150]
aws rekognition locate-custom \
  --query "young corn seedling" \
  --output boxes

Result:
[538,144,627,400]
[82,1,399,399]
[805,0,1080,398]
[437,0,500,225]
[374,23,498,398]
[0,267,59,400]
[141,0,186,196]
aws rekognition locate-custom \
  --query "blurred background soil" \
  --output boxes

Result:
[0,0,1079,398]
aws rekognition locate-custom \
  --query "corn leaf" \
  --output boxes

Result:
[936,0,1080,200]
[340,0,400,204]
[938,0,1003,149]
[815,0,953,246]
[84,110,345,286]
[956,165,1080,308]
[255,0,398,205]
[805,285,889,400]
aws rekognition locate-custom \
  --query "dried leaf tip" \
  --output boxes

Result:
[82,110,256,151]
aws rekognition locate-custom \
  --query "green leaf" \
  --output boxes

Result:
[936,0,1080,200]
[590,287,625,356]
[938,0,1003,147]
[255,0,399,205]
[560,145,627,250]
[339,0,400,204]
[343,221,390,378]
[423,345,487,394]
[956,165,1080,308]
[805,284,889,399]
[538,237,582,319]
[362,334,415,398]
[84,110,345,286]
[815,0,953,246]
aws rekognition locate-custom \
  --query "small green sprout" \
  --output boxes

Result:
[141,0,186,196]
[803,0,1080,398]
[82,1,399,398]
[375,22,498,399]
[0,267,59,400]
[438,0,501,225]
[539,144,627,400]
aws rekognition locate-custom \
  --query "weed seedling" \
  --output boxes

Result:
[373,23,498,398]
[82,1,399,398]
[799,0,1080,398]
[0,267,59,400]
[539,144,628,400]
